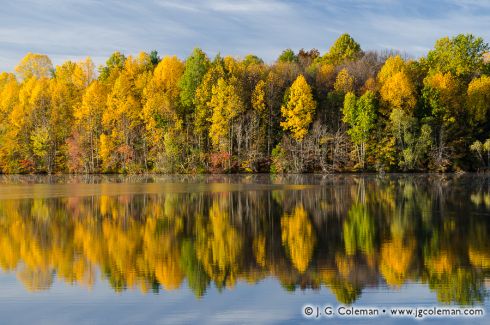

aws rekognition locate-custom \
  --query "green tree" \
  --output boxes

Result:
[277,49,297,63]
[426,34,489,78]
[342,91,377,169]
[98,51,126,83]
[324,33,362,65]
[179,48,210,113]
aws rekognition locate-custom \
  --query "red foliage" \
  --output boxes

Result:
[66,132,85,173]
[209,152,232,173]
[19,159,35,174]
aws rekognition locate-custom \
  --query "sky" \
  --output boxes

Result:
[1,0,489,72]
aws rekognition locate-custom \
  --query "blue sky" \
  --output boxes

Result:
[1,0,489,71]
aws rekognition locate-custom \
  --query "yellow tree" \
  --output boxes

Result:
[280,74,316,142]
[378,56,420,169]
[194,61,226,145]
[422,71,461,170]
[423,71,460,122]
[0,73,20,172]
[208,77,244,153]
[28,78,52,172]
[73,57,96,89]
[334,68,355,93]
[248,79,268,168]
[378,56,416,112]
[142,56,185,171]
[70,81,107,172]
[15,53,53,79]
[101,55,149,172]
[49,61,87,172]
[467,75,490,124]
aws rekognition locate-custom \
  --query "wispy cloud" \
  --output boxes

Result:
[0,0,488,71]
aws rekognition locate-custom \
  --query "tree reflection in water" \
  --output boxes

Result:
[0,174,489,305]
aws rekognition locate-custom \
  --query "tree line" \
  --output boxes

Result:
[0,33,489,174]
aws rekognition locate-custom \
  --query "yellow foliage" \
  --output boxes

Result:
[252,80,266,112]
[380,71,416,111]
[316,63,336,90]
[377,55,406,84]
[281,204,316,273]
[253,235,267,267]
[280,75,316,141]
[209,77,243,150]
[152,56,184,102]
[425,250,455,274]
[424,72,459,110]
[196,200,243,287]
[380,239,414,287]
[468,247,490,269]
[467,75,490,122]
[15,52,53,79]
[334,68,355,93]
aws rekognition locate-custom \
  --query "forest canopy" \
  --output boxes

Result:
[0,33,489,174]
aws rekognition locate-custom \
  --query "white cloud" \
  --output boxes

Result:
[0,0,488,71]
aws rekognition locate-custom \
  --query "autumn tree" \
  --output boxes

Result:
[98,51,126,83]
[377,56,426,169]
[280,75,316,142]
[194,56,226,150]
[334,68,355,94]
[15,53,53,79]
[422,71,461,170]
[209,77,244,157]
[378,55,417,112]
[467,75,490,124]
[100,54,149,172]
[70,80,107,172]
[324,33,362,65]
[143,56,185,172]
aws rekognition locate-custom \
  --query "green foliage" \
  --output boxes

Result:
[277,49,297,63]
[98,51,126,82]
[149,50,160,66]
[324,33,362,65]
[342,91,377,169]
[389,108,432,170]
[243,54,264,66]
[179,48,210,111]
[271,144,287,173]
[426,34,489,78]
[343,203,375,255]
[30,126,50,170]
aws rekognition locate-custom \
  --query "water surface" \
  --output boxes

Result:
[0,174,488,324]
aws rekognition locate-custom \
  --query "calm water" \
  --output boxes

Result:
[0,174,488,324]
